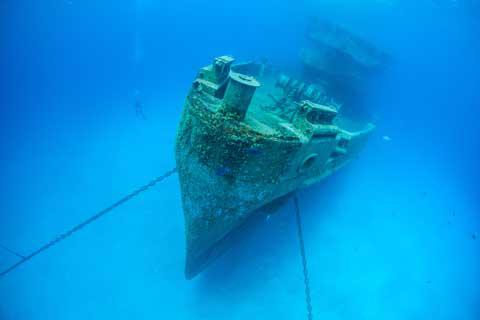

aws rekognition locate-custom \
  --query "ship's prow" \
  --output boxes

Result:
[175,22,387,279]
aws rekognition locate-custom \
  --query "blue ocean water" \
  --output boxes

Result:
[0,0,479,319]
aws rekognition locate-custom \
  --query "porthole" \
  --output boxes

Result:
[299,154,318,173]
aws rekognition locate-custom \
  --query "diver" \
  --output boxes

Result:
[133,89,147,120]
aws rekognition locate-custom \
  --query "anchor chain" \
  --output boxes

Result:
[0,167,177,278]
[293,195,314,320]
[0,244,25,259]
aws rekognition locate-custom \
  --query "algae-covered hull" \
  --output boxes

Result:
[175,22,386,279]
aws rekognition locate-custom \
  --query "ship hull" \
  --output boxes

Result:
[176,92,374,279]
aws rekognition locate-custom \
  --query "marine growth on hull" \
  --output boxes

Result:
[175,18,388,279]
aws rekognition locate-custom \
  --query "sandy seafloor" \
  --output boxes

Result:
[0,95,478,319]
[0,1,479,319]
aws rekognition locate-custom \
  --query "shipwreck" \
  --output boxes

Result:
[175,19,388,279]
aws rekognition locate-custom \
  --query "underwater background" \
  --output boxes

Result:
[0,0,479,319]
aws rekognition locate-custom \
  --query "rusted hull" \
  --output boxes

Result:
[175,90,374,279]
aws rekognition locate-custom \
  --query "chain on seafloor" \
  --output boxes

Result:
[293,195,314,320]
[0,168,177,278]
[0,244,25,259]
